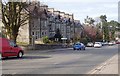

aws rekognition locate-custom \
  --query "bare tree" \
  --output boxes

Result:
[1,1,29,43]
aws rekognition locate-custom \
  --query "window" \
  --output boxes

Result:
[38,31,40,37]
[45,21,47,27]
[33,24,34,28]
[49,28,52,31]
[36,36,37,39]
[37,31,39,37]
[36,31,37,35]
[9,41,17,47]
[42,32,44,35]
[32,32,34,35]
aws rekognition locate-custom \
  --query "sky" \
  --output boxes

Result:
[39,0,119,23]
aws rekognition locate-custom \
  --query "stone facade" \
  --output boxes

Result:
[17,1,83,44]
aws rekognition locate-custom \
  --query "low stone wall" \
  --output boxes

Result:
[20,44,64,51]
[34,44,63,50]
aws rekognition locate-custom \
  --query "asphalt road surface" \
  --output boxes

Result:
[2,45,118,74]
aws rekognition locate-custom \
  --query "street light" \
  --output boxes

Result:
[115,26,119,41]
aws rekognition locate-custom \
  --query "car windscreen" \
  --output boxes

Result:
[75,43,81,45]
[95,43,100,44]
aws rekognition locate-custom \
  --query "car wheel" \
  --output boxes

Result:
[17,51,23,58]
[79,48,81,50]
[73,48,76,50]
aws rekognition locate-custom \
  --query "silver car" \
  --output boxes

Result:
[94,42,102,48]
[87,42,94,47]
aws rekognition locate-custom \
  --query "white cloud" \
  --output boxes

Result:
[39,0,119,23]
[102,3,118,8]
[40,0,119,3]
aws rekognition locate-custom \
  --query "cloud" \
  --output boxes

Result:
[102,4,118,8]
[41,0,119,3]
[39,0,118,22]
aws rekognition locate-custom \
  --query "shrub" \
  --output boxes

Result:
[42,36,50,44]
[80,38,88,45]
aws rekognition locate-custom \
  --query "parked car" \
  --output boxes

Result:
[94,42,102,48]
[87,42,94,47]
[108,41,115,46]
[73,42,85,50]
[116,41,120,44]
[0,37,24,58]
[101,42,109,46]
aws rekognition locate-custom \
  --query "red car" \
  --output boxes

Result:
[116,41,120,44]
[0,37,24,58]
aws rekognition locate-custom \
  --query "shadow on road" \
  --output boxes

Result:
[2,55,51,60]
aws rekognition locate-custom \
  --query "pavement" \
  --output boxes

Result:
[88,54,118,74]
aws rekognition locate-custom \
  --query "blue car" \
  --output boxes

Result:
[73,43,86,50]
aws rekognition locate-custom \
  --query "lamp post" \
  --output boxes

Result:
[115,26,119,41]
[109,26,112,41]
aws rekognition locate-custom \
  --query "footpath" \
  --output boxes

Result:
[88,54,118,74]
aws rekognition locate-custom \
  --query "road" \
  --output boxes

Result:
[2,45,118,74]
